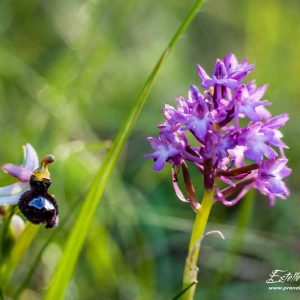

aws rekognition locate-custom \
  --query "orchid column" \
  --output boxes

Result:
[145,53,291,299]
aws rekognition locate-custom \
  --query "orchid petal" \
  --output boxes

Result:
[197,65,210,81]
[23,143,39,172]
[171,168,189,203]
[224,53,238,71]
[0,182,29,205]
[219,185,252,207]
[2,164,33,182]
[251,84,268,100]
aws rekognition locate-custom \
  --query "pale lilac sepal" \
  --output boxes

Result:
[2,143,39,182]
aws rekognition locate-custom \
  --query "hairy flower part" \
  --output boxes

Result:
[146,53,291,208]
[0,144,39,205]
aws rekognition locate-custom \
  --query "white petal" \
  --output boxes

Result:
[0,182,29,196]
[0,194,20,205]
[0,182,29,205]
[23,143,39,171]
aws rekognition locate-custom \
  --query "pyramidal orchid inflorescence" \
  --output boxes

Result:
[145,53,291,208]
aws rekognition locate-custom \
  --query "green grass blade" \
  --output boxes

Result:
[172,281,197,300]
[1,223,39,287]
[44,1,204,299]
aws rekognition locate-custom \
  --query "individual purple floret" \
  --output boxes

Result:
[255,157,291,206]
[145,53,291,208]
[144,133,186,171]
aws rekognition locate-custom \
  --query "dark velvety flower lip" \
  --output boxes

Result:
[145,53,290,208]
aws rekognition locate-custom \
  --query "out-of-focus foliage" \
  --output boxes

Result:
[0,0,299,299]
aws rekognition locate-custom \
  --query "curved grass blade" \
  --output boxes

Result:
[1,223,39,287]
[172,281,197,300]
[44,1,205,299]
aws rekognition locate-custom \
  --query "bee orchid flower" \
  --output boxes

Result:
[0,143,58,228]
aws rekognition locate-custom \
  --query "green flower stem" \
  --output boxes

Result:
[182,188,215,300]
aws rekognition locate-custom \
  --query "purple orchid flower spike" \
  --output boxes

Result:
[0,144,39,205]
[146,53,291,210]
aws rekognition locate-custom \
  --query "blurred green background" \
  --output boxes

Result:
[0,0,299,299]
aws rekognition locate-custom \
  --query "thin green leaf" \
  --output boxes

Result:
[172,281,197,300]
[44,1,204,299]
[1,223,39,287]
